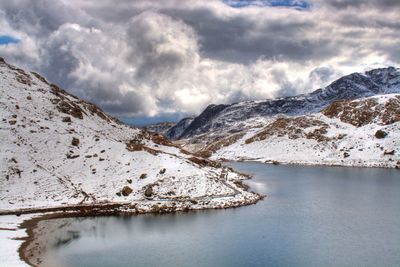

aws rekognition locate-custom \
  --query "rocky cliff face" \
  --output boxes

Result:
[167,67,400,140]
[0,58,259,214]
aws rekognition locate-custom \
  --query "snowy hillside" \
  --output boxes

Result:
[209,94,400,168]
[167,67,400,140]
[0,57,260,214]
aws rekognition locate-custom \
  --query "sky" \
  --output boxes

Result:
[0,0,399,123]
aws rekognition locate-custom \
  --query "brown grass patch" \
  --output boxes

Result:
[196,133,245,158]
[187,157,221,168]
[245,117,329,144]
[126,140,159,155]
[323,97,400,127]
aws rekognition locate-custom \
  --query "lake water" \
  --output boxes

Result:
[37,163,400,267]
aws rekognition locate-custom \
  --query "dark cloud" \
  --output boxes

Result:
[320,0,400,10]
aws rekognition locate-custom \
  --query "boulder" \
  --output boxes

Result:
[71,137,80,146]
[62,116,71,122]
[121,186,133,196]
[144,186,153,197]
[375,130,387,139]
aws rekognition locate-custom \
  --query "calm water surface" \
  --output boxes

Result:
[39,163,400,267]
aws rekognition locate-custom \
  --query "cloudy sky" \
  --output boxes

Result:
[0,0,399,123]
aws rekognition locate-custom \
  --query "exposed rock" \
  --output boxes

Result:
[126,140,159,155]
[71,137,80,146]
[56,100,84,119]
[151,204,160,213]
[62,116,71,123]
[66,154,79,159]
[159,168,166,174]
[144,186,153,197]
[375,130,388,139]
[188,157,221,168]
[139,173,147,179]
[121,186,133,196]
[31,72,49,85]
[384,150,395,155]
[233,180,249,191]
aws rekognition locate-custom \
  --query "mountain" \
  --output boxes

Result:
[167,67,400,140]
[165,117,194,138]
[143,121,176,135]
[0,58,260,214]
[210,94,400,168]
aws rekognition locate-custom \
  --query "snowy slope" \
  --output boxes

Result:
[168,67,400,139]
[0,57,260,214]
[210,94,400,168]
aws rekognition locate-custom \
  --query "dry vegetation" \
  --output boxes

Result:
[245,117,329,144]
[323,96,400,127]
[196,133,245,158]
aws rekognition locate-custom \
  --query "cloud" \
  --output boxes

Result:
[318,0,400,10]
[0,0,398,118]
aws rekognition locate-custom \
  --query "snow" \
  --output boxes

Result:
[0,215,32,267]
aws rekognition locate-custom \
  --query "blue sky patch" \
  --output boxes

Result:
[223,0,310,9]
[0,35,20,45]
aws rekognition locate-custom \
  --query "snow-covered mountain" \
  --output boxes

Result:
[167,67,400,140]
[210,94,400,168]
[0,58,260,214]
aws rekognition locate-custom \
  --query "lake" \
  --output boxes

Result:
[35,163,400,267]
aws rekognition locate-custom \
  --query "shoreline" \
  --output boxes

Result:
[16,194,263,267]
[224,158,400,169]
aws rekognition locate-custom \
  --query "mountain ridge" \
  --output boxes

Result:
[210,93,400,168]
[167,66,400,139]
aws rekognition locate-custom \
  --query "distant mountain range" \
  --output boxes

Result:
[166,67,400,139]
